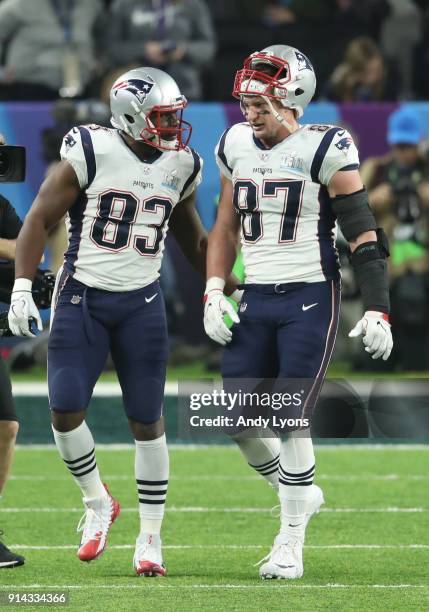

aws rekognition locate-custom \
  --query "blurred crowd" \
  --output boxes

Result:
[0,0,428,103]
[361,106,429,371]
[333,105,429,372]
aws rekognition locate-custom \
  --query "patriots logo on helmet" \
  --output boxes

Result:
[335,136,353,152]
[295,51,313,72]
[113,78,154,104]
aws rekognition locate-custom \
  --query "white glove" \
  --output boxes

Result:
[8,278,43,338]
[229,288,244,303]
[348,310,392,361]
[204,277,240,346]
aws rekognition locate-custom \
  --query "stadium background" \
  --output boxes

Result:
[2,100,429,445]
[0,99,427,445]
[3,100,429,228]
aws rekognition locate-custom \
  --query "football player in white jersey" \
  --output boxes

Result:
[204,45,393,580]
[8,67,236,576]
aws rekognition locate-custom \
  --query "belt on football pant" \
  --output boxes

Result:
[238,282,309,295]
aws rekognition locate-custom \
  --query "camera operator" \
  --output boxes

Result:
[0,133,54,567]
[362,107,429,369]
[0,133,25,567]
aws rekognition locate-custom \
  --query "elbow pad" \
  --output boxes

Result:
[349,228,390,314]
[332,188,376,241]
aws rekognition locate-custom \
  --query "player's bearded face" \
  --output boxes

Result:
[241,96,284,140]
[146,110,180,142]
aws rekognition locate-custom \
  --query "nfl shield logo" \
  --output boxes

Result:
[71,295,82,305]
[239,302,247,313]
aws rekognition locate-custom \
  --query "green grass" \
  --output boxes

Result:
[0,447,428,610]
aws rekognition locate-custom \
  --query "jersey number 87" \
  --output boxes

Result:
[233,179,304,244]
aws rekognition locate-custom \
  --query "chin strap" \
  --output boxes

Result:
[261,96,297,133]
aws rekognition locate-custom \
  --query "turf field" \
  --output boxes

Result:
[0,446,428,611]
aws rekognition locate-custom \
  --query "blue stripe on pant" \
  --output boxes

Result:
[222,280,341,422]
[48,277,168,423]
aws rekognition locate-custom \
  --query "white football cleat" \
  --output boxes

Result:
[259,484,324,579]
[305,484,324,526]
[133,533,166,577]
[76,484,120,562]
[258,534,303,580]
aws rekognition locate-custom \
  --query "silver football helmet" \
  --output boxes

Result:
[110,67,191,150]
[233,45,316,118]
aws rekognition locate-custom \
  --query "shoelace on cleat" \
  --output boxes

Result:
[135,542,152,562]
[76,507,108,541]
[135,540,162,567]
[254,540,300,568]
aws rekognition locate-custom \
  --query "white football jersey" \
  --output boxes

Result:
[60,125,202,291]
[215,122,360,284]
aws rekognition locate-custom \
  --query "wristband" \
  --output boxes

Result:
[366,310,390,323]
[12,278,32,292]
[205,277,225,294]
[229,289,243,303]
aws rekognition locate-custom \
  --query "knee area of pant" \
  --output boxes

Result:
[49,367,88,412]
[51,410,85,432]
[130,417,164,441]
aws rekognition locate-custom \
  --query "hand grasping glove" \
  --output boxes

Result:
[8,278,43,337]
[204,277,241,346]
[349,310,392,361]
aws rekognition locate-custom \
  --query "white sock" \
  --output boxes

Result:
[233,427,280,490]
[135,434,169,535]
[52,421,106,501]
[278,430,315,541]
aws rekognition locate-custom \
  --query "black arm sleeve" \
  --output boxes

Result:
[0,195,23,239]
[349,229,390,314]
[331,188,376,241]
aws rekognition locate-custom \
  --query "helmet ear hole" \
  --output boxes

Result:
[295,88,304,96]
[124,114,135,124]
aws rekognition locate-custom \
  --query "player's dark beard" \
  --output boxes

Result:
[120,132,162,161]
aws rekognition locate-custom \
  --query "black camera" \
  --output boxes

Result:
[0,312,38,337]
[0,145,26,183]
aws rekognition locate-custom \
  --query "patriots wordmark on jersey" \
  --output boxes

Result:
[215,123,360,284]
[60,124,202,291]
